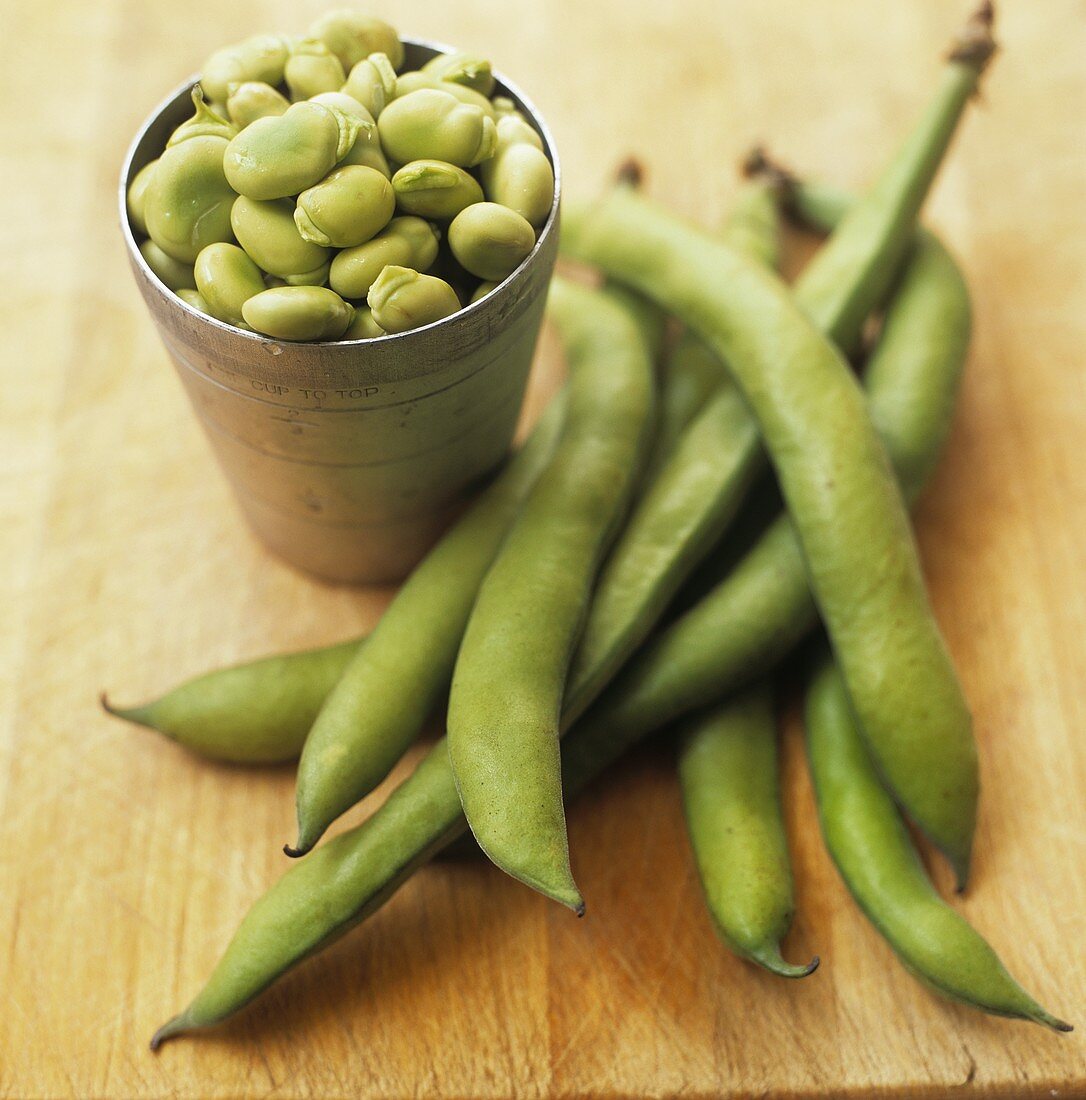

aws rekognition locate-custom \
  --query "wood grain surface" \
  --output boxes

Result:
[2,0,1084,1096]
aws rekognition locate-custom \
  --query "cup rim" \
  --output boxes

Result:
[119,35,561,347]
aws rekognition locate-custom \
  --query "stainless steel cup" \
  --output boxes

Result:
[120,39,560,584]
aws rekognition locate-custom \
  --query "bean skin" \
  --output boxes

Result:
[678,684,818,978]
[805,658,1070,1031]
[447,278,656,911]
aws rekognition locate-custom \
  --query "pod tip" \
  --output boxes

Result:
[100,692,150,726]
[948,1,997,71]
[149,1013,190,1052]
[748,945,821,979]
[1034,1011,1073,1034]
[283,842,308,859]
[614,158,645,190]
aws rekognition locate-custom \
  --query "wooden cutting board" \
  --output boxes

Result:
[2,0,1083,1096]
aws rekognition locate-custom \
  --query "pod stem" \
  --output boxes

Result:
[947,1,997,71]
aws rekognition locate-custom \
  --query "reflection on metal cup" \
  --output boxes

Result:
[120,39,560,584]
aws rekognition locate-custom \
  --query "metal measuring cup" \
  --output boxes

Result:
[119,39,560,584]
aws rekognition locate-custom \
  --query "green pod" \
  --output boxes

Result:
[167,86,236,145]
[391,160,484,220]
[139,238,196,292]
[421,51,495,97]
[175,288,209,313]
[223,101,358,201]
[366,265,460,334]
[479,115,553,227]
[230,196,331,277]
[201,35,292,105]
[342,305,385,339]
[448,201,535,281]
[103,639,362,765]
[341,52,398,118]
[284,38,346,101]
[242,286,353,341]
[309,92,389,176]
[678,685,818,978]
[289,394,568,855]
[377,89,497,168]
[329,216,440,299]
[194,242,267,327]
[393,70,497,117]
[226,81,289,128]
[561,219,975,847]
[294,165,395,247]
[143,134,236,263]
[309,9,404,71]
[561,170,983,881]
[126,159,157,237]
[805,659,1070,1031]
[561,179,779,721]
[447,279,656,912]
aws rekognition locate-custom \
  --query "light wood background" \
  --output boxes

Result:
[2,0,1084,1096]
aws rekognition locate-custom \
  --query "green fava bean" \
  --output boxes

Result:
[167,86,236,146]
[392,160,483,220]
[341,52,398,118]
[194,242,266,327]
[285,38,346,101]
[242,286,354,341]
[343,305,385,339]
[103,637,363,765]
[378,89,497,168]
[492,95,531,125]
[294,165,395,247]
[310,93,389,176]
[329,215,440,298]
[144,134,236,263]
[126,159,157,236]
[392,71,497,118]
[281,262,331,287]
[422,51,495,96]
[448,201,535,281]
[231,196,331,277]
[806,659,1071,1031]
[309,9,404,71]
[175,288,209,313]
[480,135,554,227]
[470,280,498,303]
[367,265,460,334]
[223,101,358,201]
[201,35,291,105]
[139,239,195,291]
[226,81,289,128]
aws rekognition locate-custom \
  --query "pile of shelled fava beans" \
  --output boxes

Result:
[108,2,1076,1052]
[126,10,554,341]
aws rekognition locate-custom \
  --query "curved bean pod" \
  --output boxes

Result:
[805,659,1070,1031]
[102,640,362,765]
[678,684,818,978]
[289,389,569,856]
[560,180,979,884]
[447,278,655,911]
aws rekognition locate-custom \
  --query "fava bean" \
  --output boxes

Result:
[308,10,403,71]
[126,159,157,237]
[194,242,267,327]
[377,89,496,168]
[480,116,553,226]
[421,51,495,96]
[242,285,354,341]
[230,195,331,277]
[366,265,459,334]
[341,52,398,118]
[448,201,535,281]
[139,238,196,292]
[226,81,289,128]
[223,101,358,201]
[201,34,291,105]
[393,71,497,118]
[284,38,346,101]
[391,160,483,220]
[294,165,395,248]
[308,92,389,176]
[329,216,440,299]
[342,305,385,339]
[167,86,236,146]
